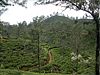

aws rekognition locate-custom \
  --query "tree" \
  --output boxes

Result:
[0,0,27,38]
[16,21,28,39]
[35,0,99,74]
[17,22,23,38]
[29,16,45,73]
[0,0,27,18]
[54,30,67,47]
[0,8,8,16]
[71,21,82,73]
[0,22,3,34]
[0,0,27,7]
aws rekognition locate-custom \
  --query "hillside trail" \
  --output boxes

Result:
[48,50,52,63]
[20,49,52,71]
[20,46,62,71]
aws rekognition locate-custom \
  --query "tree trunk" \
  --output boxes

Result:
[76,48,78,73]
[38,34,40,73]
[95,18,99,75]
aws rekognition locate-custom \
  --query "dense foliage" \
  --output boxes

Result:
[0,39,48,70]
[0,15,100,74]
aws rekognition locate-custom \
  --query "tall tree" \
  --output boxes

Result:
[0,22,3,35]
[0,0,27,37]
[35,0,100,74]
[17,22,23,38]
[29,16,45,73]
[0,0,27,36]
[71,21,82,73]
[16,21,28,39]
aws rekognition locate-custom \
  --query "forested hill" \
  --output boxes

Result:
[1,15,94,39]
[43,15,74,32]
[44,15,74,25]
[44,15,93,25]
[43,15,93,32]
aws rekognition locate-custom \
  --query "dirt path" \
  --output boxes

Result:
[20,47,62,71]
[48,50,52,63]
[20,49,52,71]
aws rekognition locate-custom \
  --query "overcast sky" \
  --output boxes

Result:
[1,0,91,25]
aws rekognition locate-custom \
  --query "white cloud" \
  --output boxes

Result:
[1,1,89,25]
[1,2,59,25]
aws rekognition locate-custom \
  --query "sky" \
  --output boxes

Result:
[1,0,91,25]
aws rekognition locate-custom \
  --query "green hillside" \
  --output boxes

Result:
[0,39,49,70]
[44,15,74,24]
[0,15,99,75]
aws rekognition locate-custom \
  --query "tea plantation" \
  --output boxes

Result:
[0,69,91,75]
[0,39,49,71]
[0,39,97,75]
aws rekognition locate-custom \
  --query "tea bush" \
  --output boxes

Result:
[0,39,49,71]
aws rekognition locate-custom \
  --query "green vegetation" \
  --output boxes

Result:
[0,15,99,75]
[0,69,91,75]
[31,47,95,74]
[0,39,48,70]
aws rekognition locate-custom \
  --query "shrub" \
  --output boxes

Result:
[0,57,3,62]
[0,64,5,69]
